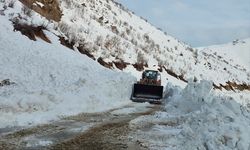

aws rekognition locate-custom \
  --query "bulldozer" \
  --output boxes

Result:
[131,70,164,104]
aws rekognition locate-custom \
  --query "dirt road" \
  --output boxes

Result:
[0,103,161,150]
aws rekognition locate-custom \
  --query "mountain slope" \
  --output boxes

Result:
[199,38,250,71]
[0,0,249,127]
[0,1,250,149]
[10,0,250,90]
[0,1,135,127]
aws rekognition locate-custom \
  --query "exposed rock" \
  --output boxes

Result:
[97,57,113,69]
[132,63,148,71]
[213,82,250,91]
[13,22,51,43]
[0,79,15,87]
[157,66,163,72]
[113,60,129,70]
[162,66,188,83]
[19,0,62,22]
[59,36,74,50]
[162,66,178,79]
[77,45,95,60]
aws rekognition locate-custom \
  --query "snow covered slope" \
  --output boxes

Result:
[57,0,250,88]
[199,38,250,71]
[0,1,135,127]
[0,0,249,129]
[9,0,250,89]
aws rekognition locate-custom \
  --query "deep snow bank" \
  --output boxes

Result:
[0,14,135,128]
[130,80,250,150]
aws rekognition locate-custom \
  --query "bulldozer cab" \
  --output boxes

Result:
[142,70,159,80]
[140,70,161,86]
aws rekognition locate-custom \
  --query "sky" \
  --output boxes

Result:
[117,0,250,47]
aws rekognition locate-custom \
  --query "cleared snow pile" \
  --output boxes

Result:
[129,80,250,150]
[0,10,135,128]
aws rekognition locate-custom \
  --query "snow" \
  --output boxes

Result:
[111,103,151,115]
[54,0,250,86]
[25,139,53,147]
[66,124,92,133]
[129,80,250,150]
[199,38,250,71]
[2,0,248,88]
[35,2,44,8]
[0,1,250,149]
[0,6,135,128]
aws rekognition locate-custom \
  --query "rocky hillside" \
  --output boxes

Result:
[1,0,250,90]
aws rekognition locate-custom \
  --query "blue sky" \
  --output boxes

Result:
[117,0,250,47]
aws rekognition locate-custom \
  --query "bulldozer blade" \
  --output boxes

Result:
[132,84,163,100]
